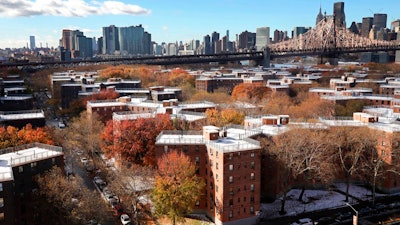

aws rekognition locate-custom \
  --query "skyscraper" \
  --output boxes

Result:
[362,17,373,38]
[211,32,220,54]
[203,35,211,54]
[255,27,270,51]
[333,2,346,28]
[373,13,387,29]
[316,5,324,25]
[102,25,119,55]
[29,36,35,50]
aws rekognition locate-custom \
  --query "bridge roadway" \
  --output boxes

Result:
[1,45,399,69]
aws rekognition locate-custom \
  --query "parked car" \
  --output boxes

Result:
[113,203,125,217]
[335,211,352,222]
[314,216,334,224]
[120,214,131,225]
[80,157,88,165]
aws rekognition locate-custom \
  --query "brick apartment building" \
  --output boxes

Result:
[0,143,64,225]
[155,126,261,225]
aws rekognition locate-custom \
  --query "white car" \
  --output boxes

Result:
[120,214,131,225]
[80,157,88,165]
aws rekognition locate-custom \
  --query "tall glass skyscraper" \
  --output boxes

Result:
[333,2,346,28]
[29,36,35,50]
[255,27,270,51]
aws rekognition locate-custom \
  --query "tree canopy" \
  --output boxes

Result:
[0,124,53,149]
[100,114,172,166]
[151,151,205,225]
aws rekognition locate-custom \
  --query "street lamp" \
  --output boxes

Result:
[345,202,358,225]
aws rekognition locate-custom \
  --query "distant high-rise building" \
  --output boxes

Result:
[211,32,220,54]
[292,27,310,39]
[255,27,270,51]
[61,29,88,58]
[29,36,35,50]
[316,5,324,25]
[118,25,144,55]
[392,20,400,33]
[203,35,211,54]
[333,2,346,28]
[362,17,374,38]
[167,43,177,56]
[349,22,359,34]
[238,31,256,51]
[102,25,119,55]
[76,35,93,59]
[374,13,387,29]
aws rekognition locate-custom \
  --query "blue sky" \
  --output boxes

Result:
[0,0,398,49]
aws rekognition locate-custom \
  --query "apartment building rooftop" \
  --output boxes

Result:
[0,143,63,182]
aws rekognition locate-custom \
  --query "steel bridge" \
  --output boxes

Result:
[1,17,399,69]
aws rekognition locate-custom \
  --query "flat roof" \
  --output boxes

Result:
[0,144,63,181]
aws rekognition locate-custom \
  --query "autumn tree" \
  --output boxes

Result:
[34,166,109,225]
[64,111,104,160]
[231,83,271,103]
[151,151,205,225]
[205,108,245,127]
[105,165,155,224]
[0,124,53,149]
[100,114,172,166]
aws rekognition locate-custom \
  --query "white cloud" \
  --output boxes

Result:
[0,0,151,17]
[162,26,168,31]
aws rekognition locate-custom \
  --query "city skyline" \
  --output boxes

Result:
[0,0,399,49]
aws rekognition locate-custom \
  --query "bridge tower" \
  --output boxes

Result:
[262,47,271,68]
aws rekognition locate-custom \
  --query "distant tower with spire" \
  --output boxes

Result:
[316,4,324,25]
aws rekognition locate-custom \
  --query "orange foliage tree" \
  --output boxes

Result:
[0,124,53,149]
[100,114,172,166]
[205,108,245,127]
[151,151,204,225]
[231,83,270,102]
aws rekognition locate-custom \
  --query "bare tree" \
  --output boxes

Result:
[261,127,335,214]
[328,126,374,202]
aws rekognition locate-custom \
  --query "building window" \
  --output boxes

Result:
[210,148,213,156]
[0,198,3,207]
[250,206,254,213]
[216,162,218,170]
[195,146,199,152]
[216,174,219,180]
[250,196,254,203]
[250,152,255,157]
[229,188,234,195]
[229,211,233,218]
[210,159,213,167]
[31,162,37,168]
[196,201,200,206]
[216,185,218,192]
[229,176,233,183]
[229,199,233,206]
[0,183,3,192]
[238,197,240,203]
[229,164,234,171]
[216,151,218,158]
[195,156,199,163]
[229,153,233,160]
[251,172,255,180]
[251,161,255,169]
[250,184,254,191]
[164,146,168,153]
[0,213,4,222]
[183,146,188,153]
[52,158,56,164]
[19,166,23,173]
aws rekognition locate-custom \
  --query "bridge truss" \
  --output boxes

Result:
[269,17,400,57]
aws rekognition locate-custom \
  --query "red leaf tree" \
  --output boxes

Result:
[101,114,172,166]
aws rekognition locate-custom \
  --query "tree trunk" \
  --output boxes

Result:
[279,191,288,215]
[345,174,350,202]
[298,186,305,202]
